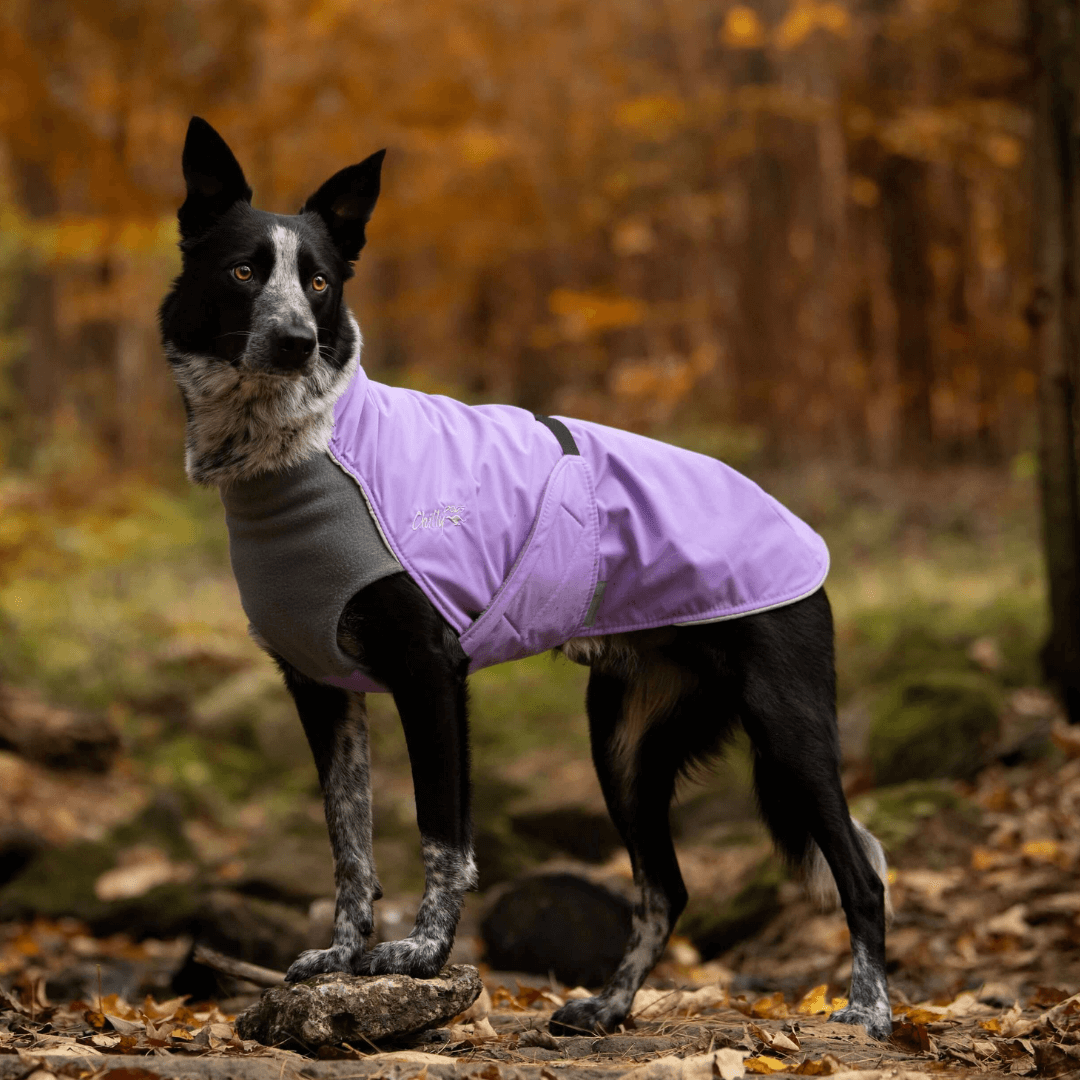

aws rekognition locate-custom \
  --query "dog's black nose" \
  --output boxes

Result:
[269,328,316,369]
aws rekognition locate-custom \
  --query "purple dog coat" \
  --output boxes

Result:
[323,363,829,693]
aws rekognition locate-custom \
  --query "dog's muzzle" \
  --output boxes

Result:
[267,326,317,371]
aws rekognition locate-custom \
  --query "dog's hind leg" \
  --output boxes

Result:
[730,590,892,1041]
[550,666,692,1035]
[279,670,380,980]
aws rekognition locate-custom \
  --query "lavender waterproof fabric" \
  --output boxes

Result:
[324,363,829,693]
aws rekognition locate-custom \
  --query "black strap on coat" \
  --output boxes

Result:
[534,413,580,456]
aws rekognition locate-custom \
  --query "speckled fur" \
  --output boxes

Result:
[285,689,380,980]
[167,313,358,487]
[830,939,893,1040]
[367,840,478,978]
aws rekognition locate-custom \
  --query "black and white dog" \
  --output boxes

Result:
[160,117,892,1040]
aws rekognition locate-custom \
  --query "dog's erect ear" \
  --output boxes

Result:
[303,150,386,262]
[178,117,253,241]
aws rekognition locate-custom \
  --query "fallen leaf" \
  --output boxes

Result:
[84,1010,107,1030]
[894,1006,947,1026]
[744,1055,789,1073]
[140,995,188,1019]
[795,986,830,1016]
[972,847,1012,872]
[891,1022,933,1053]
[1030,986,1071,1008]
[1034,1040,1080,1075]
[985,905,1031,937]
[751,993,789,1020]
[749,1022,800,1053]
[793,1056,844,1075]
[104,1014,144,1037]
[456,987,492,1022]
[997,1002,1038,1038]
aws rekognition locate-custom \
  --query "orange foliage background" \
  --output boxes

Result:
[0,0,1034,473]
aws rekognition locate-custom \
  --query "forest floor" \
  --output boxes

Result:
[4,728,1080,1080]
[0,460,1072,1079]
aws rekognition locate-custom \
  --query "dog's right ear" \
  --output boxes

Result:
[303,150,386,263]
[178,117,253,242]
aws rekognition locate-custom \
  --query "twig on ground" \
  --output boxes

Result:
[192,945,287,988]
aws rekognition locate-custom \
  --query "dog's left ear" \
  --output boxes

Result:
[303,150,386,262]
[179,117,253,242]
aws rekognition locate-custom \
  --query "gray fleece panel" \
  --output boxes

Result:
[221,452,403,679]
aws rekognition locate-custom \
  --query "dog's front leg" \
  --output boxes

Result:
[278,666,380,981]
[345,575,476,979]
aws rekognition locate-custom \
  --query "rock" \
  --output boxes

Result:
[0,686,120,772]
[868,671,1001,785]
[234,964,482,1048]
[481,872,632,987]
[0,826,45,888]
[0,836,202,936]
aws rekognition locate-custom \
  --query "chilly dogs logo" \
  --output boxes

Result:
[412,504,466,531]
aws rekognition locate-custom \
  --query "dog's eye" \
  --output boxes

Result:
[312,274,328,292]
[233,265,253,282]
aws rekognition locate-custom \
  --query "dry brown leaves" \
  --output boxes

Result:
[0,918,187,983]
[724,734,1080,1004]
[0,978,259,1060]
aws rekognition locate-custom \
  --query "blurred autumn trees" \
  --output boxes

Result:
[0,0,1035,471]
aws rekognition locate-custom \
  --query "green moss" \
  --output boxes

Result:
[841,600,1044,698]
[0,838,201,936]
[868,671,1001,784]
[849,780,970,850]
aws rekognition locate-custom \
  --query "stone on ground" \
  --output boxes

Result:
[481,872,632,987]
[234,964,482,1048]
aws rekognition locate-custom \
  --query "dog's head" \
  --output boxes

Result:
[160,118,385,484]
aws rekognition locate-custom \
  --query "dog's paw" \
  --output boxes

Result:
[365,937,447,979]
[285,946,364,982]
[829,1002,893,1042]
[549,997,627,1036]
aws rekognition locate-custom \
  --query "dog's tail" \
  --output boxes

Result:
[802,819,893,923]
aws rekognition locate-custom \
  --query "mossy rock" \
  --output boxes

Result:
[0,839,202,936]
[868,671,1001,785]
[0,799,202,936]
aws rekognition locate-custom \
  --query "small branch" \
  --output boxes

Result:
[193,944,286,988]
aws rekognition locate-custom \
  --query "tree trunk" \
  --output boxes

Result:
[879,154,935,463]
[12,160,61,443]
[1029,0,1080,723]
